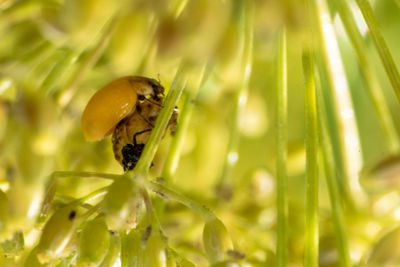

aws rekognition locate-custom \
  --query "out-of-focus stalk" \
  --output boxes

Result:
[162,64,206,182]
[40,49,79,95]
[57,14,120,108]
[334,0,400,153]
[317,93,352,267]
[276,28,288,267]
[355,0,400,103]
[217,0,253,194]
[309,0,365,208]
[147,179,214,220]
[302,48,319,267]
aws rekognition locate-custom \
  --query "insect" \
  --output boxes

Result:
[81,76,178,171]
[113,100,178,171]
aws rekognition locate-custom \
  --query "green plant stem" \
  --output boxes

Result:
[58,14,120,108]
[161,91,193,182]
[162,67,205,182]
[308,0,363,210]
[317,97,352,267]
[40,171,122,219]
[355,0,400,103]
[218,0,253,189]
[40,49,79,94]
[302,49,319,267]
[276,28,288,267]
[132,16,159,75]
[51,171,122,180]
[53,195,93,210]
[76,187,108,206]
[141,187,162,230]
[134,64,187,176]
[146,180,215,221]
[334,0,400,153]
[0,1,41,31]
[19,40,55,64]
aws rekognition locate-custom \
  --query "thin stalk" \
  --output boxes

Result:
[355,0,400,103]
[53,195,93,210]
[19,40,55,64]
[276,29,288,267]
[77,187,108,206]
[134,63,187,175]
[57,15,120,108]
[40,171,122,219]
[50,171,122,180]
[146,179,215,221]
[302,49,319,267]
[162,65,206,182]
[40,49,79,94]
[131,15,159,75]
[317,95,352,267]
[334,0,400,153]
[218,0,253,189]
[0,1,41,31]
[309,0,365,209]
[120,231,128,267]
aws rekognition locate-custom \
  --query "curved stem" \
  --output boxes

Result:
[58,14,120,108]
[276,28,288,267]
[76,186,109,205]
[162,64,206,182]
[303,48,319,267]
[134,63,187,176]
[335,0,400,153]
[51,171,123,180]
[355,0,400,103]
[217,0,253,192]
[317,95,352,267]
[146,179,215,221]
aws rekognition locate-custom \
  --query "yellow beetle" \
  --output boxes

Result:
[81,76,178,171]
[81,76,165,141]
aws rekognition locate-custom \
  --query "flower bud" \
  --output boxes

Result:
[169,248,195,267]
[36,204,80,264]
[23,246,43,267]
[177,258,196,267]
[144,229,167,267]
[99,231,121,267]
[77,217,110,266]
[123,226,168,267]
[7,181,44,232]
[203,217,233,264]
[121,228,144,266]
[102,177,139,230]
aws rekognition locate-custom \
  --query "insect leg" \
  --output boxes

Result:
[136,105,155,127]
[144,98,164,108]
[133,129,153,146]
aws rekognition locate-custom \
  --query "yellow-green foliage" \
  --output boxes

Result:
[0,0,400,266]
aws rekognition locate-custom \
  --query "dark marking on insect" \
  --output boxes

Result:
[121,143,144,171]
[69,211,76,221]
[148,80,163,101]
[120,128,154,171]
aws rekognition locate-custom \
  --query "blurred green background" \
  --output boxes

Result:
[1,0,400,266]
